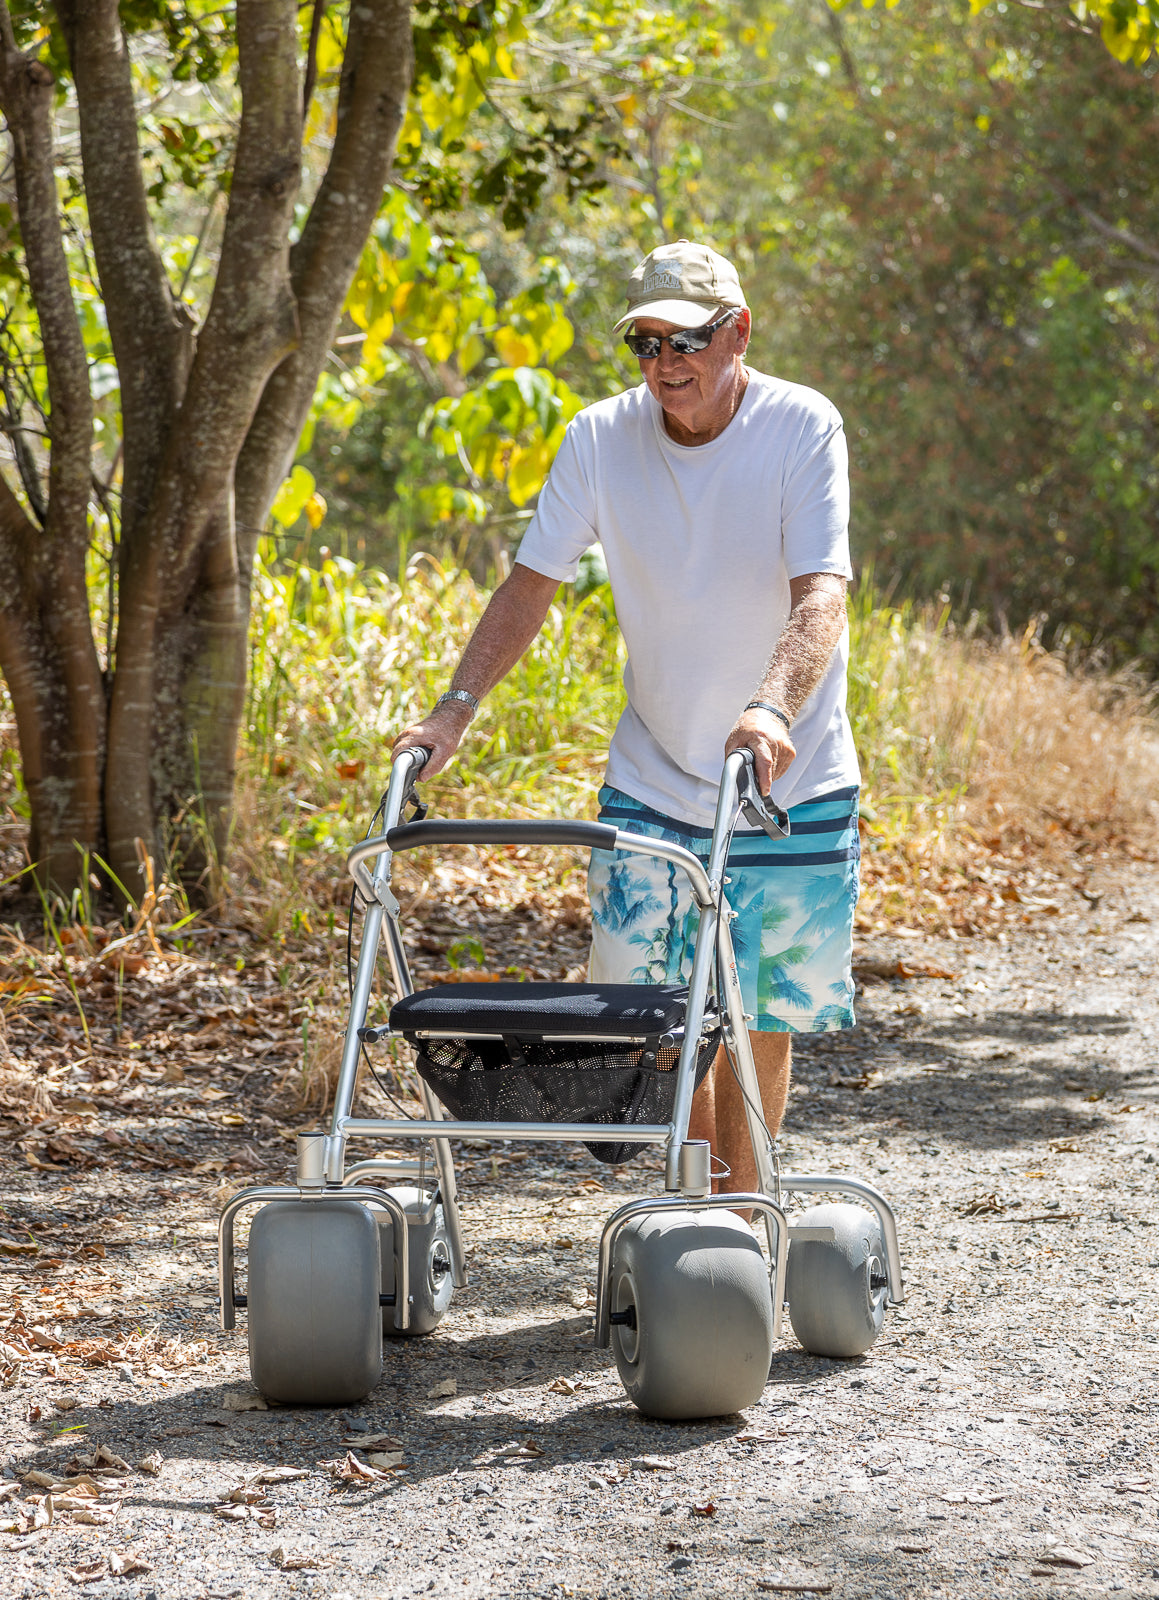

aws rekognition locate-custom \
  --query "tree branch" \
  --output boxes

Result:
[53,0,190,545]
[823,1,861,97]
[151,0,302,592]
[1073,199,1159,268]
[0,15,92,540]
[234,0,414,550]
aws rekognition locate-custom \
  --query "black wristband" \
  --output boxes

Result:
[744,700,792,731]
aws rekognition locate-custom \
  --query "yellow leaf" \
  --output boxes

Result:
[507,441,551,507]
[305,492,327,531]
[270,465,316,529]
[494,327,537,367]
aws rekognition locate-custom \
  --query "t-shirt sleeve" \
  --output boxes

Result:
[781,405,852,581]
[514,420,597,583]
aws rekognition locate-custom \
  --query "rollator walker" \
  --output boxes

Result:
[218,748,904,1419]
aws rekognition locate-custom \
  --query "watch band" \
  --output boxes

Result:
[744,700,792,731]
[436,689,480,718]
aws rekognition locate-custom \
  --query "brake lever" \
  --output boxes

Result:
[400,745,431,823]
[737,753,790,840]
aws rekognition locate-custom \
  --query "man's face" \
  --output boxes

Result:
[632,310,751,444]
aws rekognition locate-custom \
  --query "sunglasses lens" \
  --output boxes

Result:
[624,314,733,359]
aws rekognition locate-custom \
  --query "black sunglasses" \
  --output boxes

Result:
[623,309,740,360]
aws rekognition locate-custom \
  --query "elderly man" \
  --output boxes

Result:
[393,239,860,1196]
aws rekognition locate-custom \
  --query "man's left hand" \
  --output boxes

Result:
[725,709,796,797]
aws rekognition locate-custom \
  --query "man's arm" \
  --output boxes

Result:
[392,562,561,775]
[724,571,849,795]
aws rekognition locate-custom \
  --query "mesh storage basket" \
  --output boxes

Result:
[391,982,720,1165]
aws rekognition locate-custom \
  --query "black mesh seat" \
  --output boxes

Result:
[391,982,691,1040]
[390,982,719,1165]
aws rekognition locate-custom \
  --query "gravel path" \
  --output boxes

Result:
[3,859,1157,1600]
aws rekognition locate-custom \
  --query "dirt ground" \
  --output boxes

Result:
[2,849,1158,1600]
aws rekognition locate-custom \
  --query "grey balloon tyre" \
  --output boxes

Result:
[246,1199,382,1405]
[785,1202,888,1359]
[377,1189,454,1337]
[610,1209,774,1420]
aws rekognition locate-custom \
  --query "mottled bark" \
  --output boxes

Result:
[54,0,191,550]
[0,15,105,890]
[104,0,303,898]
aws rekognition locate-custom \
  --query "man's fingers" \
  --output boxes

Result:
[725,714,796,796]
[392,714,463,777]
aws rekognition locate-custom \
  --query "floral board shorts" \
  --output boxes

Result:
[587,784,860,1034]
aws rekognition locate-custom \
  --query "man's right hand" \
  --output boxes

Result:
[391,701,474,778]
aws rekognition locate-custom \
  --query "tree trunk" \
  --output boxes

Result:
[0,0,414,906]
[0,20,106,896]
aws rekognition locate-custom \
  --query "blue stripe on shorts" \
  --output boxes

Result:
[587,784,860,1034]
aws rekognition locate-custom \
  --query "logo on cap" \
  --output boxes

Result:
[641,268,684,293]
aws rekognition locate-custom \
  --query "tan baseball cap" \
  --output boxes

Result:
[612,239,748,333]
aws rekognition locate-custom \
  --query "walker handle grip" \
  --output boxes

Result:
[385,819,618,852]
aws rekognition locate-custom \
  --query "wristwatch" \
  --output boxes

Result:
[436,689,481,718]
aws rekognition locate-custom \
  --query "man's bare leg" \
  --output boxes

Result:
[688,1032,792,1196]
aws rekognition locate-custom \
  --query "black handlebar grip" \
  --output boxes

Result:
[385,819,619,852]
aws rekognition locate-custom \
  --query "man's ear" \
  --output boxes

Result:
[736,310,753,352]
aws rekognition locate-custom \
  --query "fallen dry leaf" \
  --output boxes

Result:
[63,1446,131,1477]
[135,1451,163,1477]
[223,1485,270,1506]
[270,1546,321,1571]
[489,1441,545,1464]
[1037,1546,1095,1569]
[341,1433,401,1450]
[322,1451,395,1484]
[66,1559,106,1586]
[426,1377,457,1399]
[107,1549,153,1578]
[69,1502,122,1527]
[940,1491,1005,1506]
[367,1451,405,1471]
[252,1466,310,1485]
[220,1389,269,1412]
[691,1500,717,1518]
[631,1455,674,1473]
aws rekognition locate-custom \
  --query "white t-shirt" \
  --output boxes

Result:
[516,368,859,827]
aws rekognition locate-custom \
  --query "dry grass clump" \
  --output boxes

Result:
[851,608,1159,934]
[959,632,1158,848]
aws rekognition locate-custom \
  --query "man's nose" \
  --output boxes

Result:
[656,340,685,372]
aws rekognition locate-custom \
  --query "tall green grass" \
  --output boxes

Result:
[240,546,983,854]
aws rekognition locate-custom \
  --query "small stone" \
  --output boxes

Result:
[659,1499,677,1515]
[670,1556,694,1571]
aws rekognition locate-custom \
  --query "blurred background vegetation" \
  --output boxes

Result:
[285,0,1158,671]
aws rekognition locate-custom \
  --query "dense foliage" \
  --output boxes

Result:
[302,0,1159,668]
